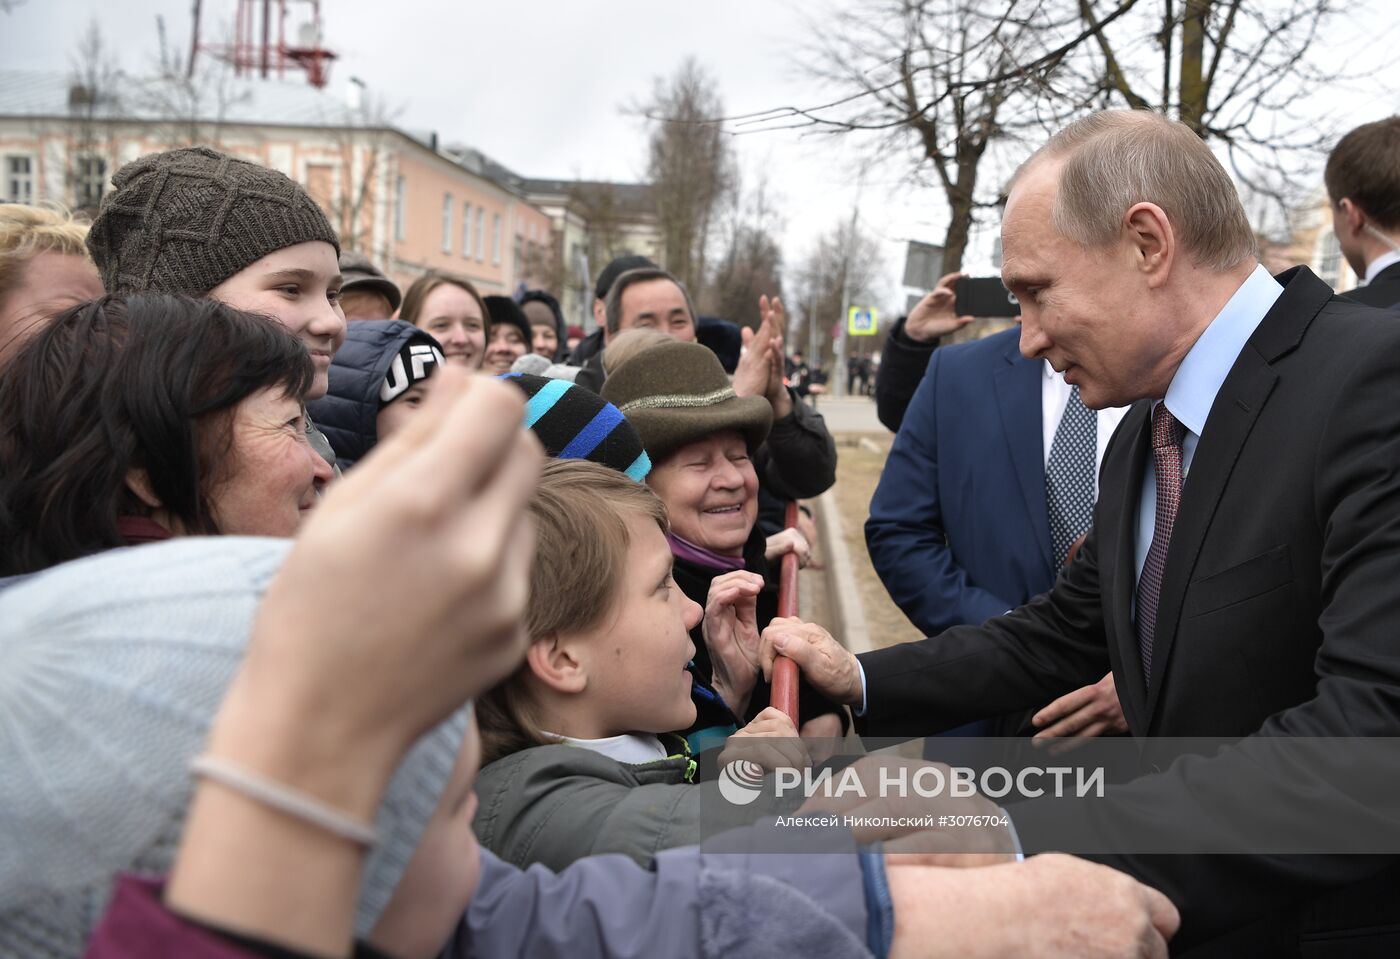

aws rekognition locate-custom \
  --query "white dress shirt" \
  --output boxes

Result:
[1363,248,1400,285]
[1040,361,1129,497]
[1134,264,1284,579]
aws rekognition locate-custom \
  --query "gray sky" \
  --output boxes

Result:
[6,0,1400,314]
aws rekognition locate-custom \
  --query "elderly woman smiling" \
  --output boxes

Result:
[0,293,333,576]
[602,338,844,751]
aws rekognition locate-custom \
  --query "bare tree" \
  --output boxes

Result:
[727,0,1360,277]
[321,87,400,253]
[563,180,661,290]
[787,1,1100,272]
[1072,0,1352,205]
[790,218,885,373]
[636,58,737,302]
[65,19,124,216]
[708,171,785,327]
[132,16,251,148]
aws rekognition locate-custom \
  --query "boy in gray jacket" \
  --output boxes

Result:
[475,459,809,871]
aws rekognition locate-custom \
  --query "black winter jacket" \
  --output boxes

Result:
[306,320,443,468]
[873,316,944,432]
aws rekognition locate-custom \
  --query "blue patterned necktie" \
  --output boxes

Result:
[1045,385,1097,570]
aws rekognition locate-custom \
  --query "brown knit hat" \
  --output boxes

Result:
[600,338,772,463]
[87,146,340,296]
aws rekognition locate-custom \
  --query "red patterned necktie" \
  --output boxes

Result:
[1136,403,1185,683]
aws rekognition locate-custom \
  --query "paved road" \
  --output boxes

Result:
[807,395,885,434]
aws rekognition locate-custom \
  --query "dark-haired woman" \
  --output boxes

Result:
[0,293,331,576]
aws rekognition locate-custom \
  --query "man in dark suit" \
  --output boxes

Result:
[866,325,1127,738]
[766,110,1400,954]
[1326,116,1400,309]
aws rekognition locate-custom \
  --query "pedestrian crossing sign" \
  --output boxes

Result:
[848,306,878,336]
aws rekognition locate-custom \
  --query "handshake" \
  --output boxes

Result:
[729,618,1180,959]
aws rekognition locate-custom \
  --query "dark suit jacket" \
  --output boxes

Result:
[1342,259,1400,310]
[866,327,1054,635]
[855,268,1400,954]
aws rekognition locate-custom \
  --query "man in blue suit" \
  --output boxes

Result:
[866,317,1127,737]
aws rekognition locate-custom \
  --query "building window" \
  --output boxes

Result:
[394,175,406,241]
[75,155,107,208]
[1315,230,1342,289]
[462,202,472,258]
[475,208,485,263]
[4,155,33,203]
[491,213,502,266]
[442,193,454,253]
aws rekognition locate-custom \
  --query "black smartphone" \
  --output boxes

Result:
[954,277,1021,318]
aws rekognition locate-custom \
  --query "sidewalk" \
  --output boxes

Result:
[798,420,924,657]
[807,395,883,434]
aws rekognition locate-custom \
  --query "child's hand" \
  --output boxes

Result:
[703,569,765,716]
[719,706,811,772]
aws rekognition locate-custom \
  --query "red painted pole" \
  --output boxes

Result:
[771,501,801,724]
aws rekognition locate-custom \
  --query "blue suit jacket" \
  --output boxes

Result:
[866,327,1056,637]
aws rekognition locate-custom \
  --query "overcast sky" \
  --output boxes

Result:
[6,0,1400,312]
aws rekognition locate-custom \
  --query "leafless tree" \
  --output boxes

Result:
[65,19,123,215]
[706,171,785,327]
[131,17,251,148]
[564,180,659,286]
[722,0,1362,275]
[321,88,400,253]
[790,218,885,372]
[1070,0,1353,207]
[779,0,1104,272]
[635,58,737,303]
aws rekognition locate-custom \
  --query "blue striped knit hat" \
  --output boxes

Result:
[500,373,650,481]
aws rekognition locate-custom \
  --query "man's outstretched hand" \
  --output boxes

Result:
[759,616,864,707]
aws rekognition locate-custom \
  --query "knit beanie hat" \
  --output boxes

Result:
[0,537,466,958]
[86,146,341,296]
[595,254,657,301]
[696,316,743,373]
[340,251,402,313]
[510,352,582,382]
[600,339,772,464]
[501,372,651,481]
[483,294,531,347]
[381,337,445,407]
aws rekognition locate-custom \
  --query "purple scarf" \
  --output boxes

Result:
[667,532,746,572]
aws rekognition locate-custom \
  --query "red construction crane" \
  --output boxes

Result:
[189,0,338,88]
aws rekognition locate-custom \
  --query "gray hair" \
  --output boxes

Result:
[1021,110,1256,272]
[603,266,698,337]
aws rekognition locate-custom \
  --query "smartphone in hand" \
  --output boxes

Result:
[954,277,1021,318]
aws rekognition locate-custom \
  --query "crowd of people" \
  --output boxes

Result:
[0,109,1397,958]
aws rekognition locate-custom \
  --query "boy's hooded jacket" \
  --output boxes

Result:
[307,320,444,468]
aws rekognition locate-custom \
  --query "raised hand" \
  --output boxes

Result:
[703,569,766,716]
[734,295,793,418]
[169,367,542,956]
[905,272,975,344]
